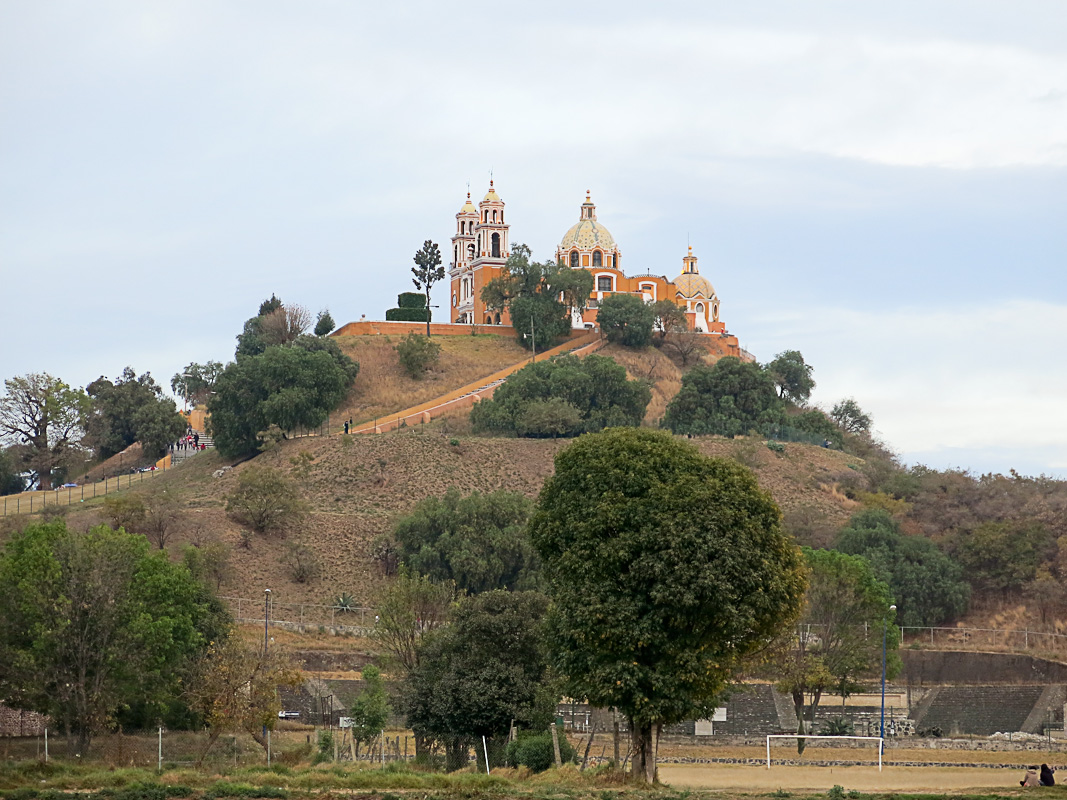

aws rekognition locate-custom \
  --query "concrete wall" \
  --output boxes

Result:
[901,650,1067,686]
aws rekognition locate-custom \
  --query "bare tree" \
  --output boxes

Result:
[259,304,312,346]
[662,326,704,366]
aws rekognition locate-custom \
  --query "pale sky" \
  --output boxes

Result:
[2,1,1065,477]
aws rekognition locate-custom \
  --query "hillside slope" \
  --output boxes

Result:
[36,430,861,609]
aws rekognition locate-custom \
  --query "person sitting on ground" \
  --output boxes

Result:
[1021,767,1040,787]
[1040,764,1055,786]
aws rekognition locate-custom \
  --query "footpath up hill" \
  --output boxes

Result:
[40,430,862,609]
[330,333,528,428]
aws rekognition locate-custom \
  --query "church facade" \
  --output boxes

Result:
[448,183,727,335]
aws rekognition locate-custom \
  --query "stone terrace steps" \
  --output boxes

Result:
[913,685,1047,736]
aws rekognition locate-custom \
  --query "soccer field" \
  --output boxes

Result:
[659,763,1034,792]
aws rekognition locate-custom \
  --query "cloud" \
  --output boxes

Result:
[746,299,1067,476]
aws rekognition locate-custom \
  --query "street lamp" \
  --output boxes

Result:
[880,604,897,739]
[264,589,271,654]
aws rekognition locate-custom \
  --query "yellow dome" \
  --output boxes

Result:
[560,218,617,252]
[482,180,501,203]
[459,196,476,215]
[674,273,714,298]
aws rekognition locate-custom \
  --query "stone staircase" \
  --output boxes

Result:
[170,429,214,465]
[912,685,1048,736]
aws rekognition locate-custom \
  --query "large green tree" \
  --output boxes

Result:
[392,489,539,593]
[835,509,970,626]
[348,664,391,756]
[470,354,650,438]
[0,521,228,754]
[597,293,656,348]
[481,244,593,350]
[528,429,807,782]
[768,547,899,752]
[766,350,816,404]
[0,373,91,490]
[208,336,358,457]
[171,361,224,407]
[87,367,187,458]
[662,356,785,437]
[401,590,554,771]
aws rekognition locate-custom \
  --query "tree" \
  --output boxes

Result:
[208,336,359,457]
[661,356,785,437]
[831,398,872,435]
[768,547,899,752]
[373,569,454,675]
[481,244,593,351]
[171,361,224,407]
[402,590,554,771]
[314,308,336,337]
[102,493,148,532]
[766,350,816,404]
[0,373,90,490]
[225,466,308,534]
[470,354,650,438]
[0,521,228,754]
[86,367,186,458]
[597,293,656,348]
[0,447,25,496]
[187,633,302,762]
[235,295,283,357]
[834,509,970,626]
[396,332,441,379]
[349,664,391,756]
[952,520,1053,597]
[259,303,312,347]
[528,429,807,782]
[651,299,687,342]
[182,541,234,592]
[393,488,539,593]
[412,240,444,336]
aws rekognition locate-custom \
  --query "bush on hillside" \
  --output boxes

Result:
[661,356,785,437]
[597,293,656,348]
[225,466,308,534]
[505,730,577,772]
[396,332,441,379]
[834,509,970,626]
[392,488,539,593]
[470,354,650,438]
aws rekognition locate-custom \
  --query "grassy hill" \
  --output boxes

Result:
[24,429,861,610]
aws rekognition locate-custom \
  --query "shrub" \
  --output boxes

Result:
[819,717,854,736]
[504,730,577,772]
[471,354,650,438]
[395,333,441,379]
[385,308,430,322]
[283,541,321,583]
[225,466,307,534]
[397,292,427,309]
[597,293,655,348]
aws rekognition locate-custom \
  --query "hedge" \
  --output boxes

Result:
[385,308,430,322]
[397,292,426,309]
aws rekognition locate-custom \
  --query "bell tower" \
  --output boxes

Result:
[470,180,510,325]
[449,191,478,324]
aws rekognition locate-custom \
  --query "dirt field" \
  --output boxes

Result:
[659,762,1042,792]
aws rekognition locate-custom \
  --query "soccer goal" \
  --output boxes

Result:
[765,735,885,771]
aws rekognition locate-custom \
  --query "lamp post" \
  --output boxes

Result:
[263,589,271,745]
[880,603,897,739]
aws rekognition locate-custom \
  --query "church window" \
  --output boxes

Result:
[494,313,501,325]
[597,275,612,292]
[454,245,458,263]
[483,210,488,223]
[468,243,475,259]
[493,210,497,222]
[592,251,602,267]
[695,303,705,316]
[491,233,500,258]
[570,251,579,269]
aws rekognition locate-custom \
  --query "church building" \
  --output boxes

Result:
[448,183,726,335]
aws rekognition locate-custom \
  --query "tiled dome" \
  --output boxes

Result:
[559,218,617,252]
[674,273,714,298]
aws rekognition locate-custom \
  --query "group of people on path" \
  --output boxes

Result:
[1021,764,1056,787]
[171,429,204,453]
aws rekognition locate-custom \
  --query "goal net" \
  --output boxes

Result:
[765,735,885,771]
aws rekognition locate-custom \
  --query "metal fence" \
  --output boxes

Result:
[221,595,376,635]
[1,467,173,517]
[900,625,1067,654]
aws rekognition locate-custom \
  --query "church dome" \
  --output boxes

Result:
[458,193,476,215]
[559,192,617,253]
[673,273,714,298]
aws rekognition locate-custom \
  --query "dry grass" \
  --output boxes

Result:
[332,333,527,427]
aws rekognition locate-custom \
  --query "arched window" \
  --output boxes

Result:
[592,251,602,267]
[454,245,458,262]
[468,243,475,259]
[597,275,613,292]
[483,210,488,223]
[492,210,498,222]
[491,233,501,258]
[495,313,501,325]
[695,303,705,316]
[485,315,492,325]
[570,251,579,269]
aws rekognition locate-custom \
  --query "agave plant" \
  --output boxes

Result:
[335,592,356,614]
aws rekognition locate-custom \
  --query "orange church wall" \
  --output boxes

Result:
[332,320,591,339]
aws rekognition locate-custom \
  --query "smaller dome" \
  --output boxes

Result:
[674,273,714,298]
[459,193,476,215]
[483,180,501,203]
